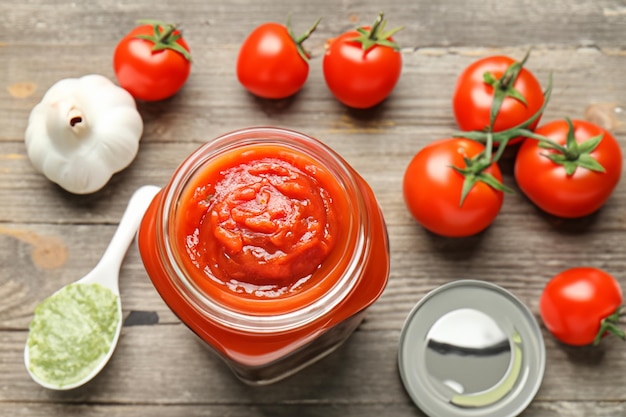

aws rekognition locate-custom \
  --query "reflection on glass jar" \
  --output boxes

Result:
[138,127,390,384]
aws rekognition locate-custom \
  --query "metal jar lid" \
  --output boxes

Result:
[398,280,546,417]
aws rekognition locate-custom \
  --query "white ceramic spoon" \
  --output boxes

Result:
[24,185,161,390]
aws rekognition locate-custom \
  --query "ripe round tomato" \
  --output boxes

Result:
[237,19,318,99]
[452,55,544,144]
[114,22,192,101]
[514,119,622,218]
[323,14,402,109]
[403,138,505,238]
[540,267,624,346]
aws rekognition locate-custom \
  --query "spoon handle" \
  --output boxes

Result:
[91,185,161,291]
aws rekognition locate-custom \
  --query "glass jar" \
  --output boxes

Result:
[138,127,389,384]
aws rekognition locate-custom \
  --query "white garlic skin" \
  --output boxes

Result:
[25,74,143,194]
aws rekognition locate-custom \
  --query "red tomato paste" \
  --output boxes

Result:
[178,147,342,299]
[138,128,389,383]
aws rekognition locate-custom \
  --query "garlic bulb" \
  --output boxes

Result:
[25,74,143,194]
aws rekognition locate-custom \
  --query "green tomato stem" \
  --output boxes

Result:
[455,72,554,155]
[369,12,385,40]
[483,50,531,128]
[295,17,321,45]
[157,24,177,43]
[450,131,514,207]
[593,307,625,346]
[134,20,192,62]
[351,11,404,51]
[447,67,546,207]
[522,118,606,176]
[287,15,321,62]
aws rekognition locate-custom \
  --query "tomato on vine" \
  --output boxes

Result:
[514,119,622,218]
[403,137,511,238]
[236,17,320,99]
[452,54,544,145]
[323,12,403,109]
[540,267,624,346]
[114,20,192,101]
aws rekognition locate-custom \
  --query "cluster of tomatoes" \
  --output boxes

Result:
[402,54,623,238]
[112,14,403,109]
[402,53,625,347]
[110,19,624,348]
[236,12,402,108]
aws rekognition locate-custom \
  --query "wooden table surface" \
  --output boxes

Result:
[2,0,626,416]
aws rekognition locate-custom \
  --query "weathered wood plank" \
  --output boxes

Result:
[3,45,626,142]
[2,0,626,49]
[2,326,626,406]
[0,402,625,417]
[3,46,625,187]
[3,0,626,415]
[1,401,624,417]
[3,191,626,331]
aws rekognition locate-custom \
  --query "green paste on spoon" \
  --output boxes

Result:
[26,283,120,388]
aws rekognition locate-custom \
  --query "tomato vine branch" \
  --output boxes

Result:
[450,132,514,206]
[457,72,553,152]
[484,50,531,128]
[516,124,606,176]
[449,54,551,206]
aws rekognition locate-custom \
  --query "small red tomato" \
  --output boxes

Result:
[114,20,192,101]
[452,55,544,145]
[515,119,622,218]
[540,267,624,346]
[403,138,505,238]
[236,18,319,99]
[323,12,402,109]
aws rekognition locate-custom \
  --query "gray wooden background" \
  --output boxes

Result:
[2,0,626,416]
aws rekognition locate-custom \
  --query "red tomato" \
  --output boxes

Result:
[403,138,505,237]
[540,267,624,346]
[323,14,402,109]
[514,119,622,218]
[237,19,318,99]
[114,21,191,101]
[452,55,544,144]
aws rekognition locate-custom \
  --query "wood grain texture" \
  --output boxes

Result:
[2,0,626,416]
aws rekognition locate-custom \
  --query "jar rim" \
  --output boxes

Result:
[156,127,371,333]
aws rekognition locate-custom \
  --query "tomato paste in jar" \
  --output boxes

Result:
[138,127,389,384]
